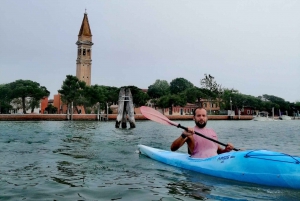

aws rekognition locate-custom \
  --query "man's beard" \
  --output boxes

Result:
[195,121,206,128]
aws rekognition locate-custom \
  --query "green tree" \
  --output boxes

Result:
[243,95,264,111]
[147,79,170,99]
[90,85,119,113]
[294,102,300,115]
[9,80,50,114]
[45,104,58,114]
[185,87,215,106]
[199,74,223,112]
[220,88,240,110]
[260,101,276,112]
[262,94,289,112]
[84,85,106,106]
[157,93,186,114]
[170,78,194,95]
[200,74,223,96]
[28,98,41,113]
[0,84,13,113]
[102,86,119,105]
[58,75,86,113]
[290,102,300,116]
[124,86,150,107]
[76,84,107,113]
[220,89,281,115]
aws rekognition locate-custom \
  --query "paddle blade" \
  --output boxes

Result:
[140,106,178,126]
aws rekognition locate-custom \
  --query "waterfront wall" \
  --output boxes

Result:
[0,114,254,121]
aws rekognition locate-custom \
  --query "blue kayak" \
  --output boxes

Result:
[138,144,300,189]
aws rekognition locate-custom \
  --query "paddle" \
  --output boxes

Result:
[140,106,239,151]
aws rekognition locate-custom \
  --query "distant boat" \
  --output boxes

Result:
[253,111,274,121]
[279,115,292,120]
[279,109,292,120]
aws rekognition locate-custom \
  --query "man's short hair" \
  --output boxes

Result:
[192,107,207,116]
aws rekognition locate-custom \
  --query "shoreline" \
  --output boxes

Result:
[0,114,255,121]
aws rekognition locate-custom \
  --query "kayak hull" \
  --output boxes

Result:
[138,144,300,189]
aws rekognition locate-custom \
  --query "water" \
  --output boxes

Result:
[0,120,300,200]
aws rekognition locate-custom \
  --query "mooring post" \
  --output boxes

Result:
[97,106,99,121]
[121,99,127,128]
[71,102,73,120]
[106,102,108,121]
[67,103,70,120]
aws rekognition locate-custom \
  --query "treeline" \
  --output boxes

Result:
[57,75,149,114]
[0,80,49,114]
[147,74,300,115]
[1,74,299,115]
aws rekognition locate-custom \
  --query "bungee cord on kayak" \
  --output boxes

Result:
[244,150,300,164]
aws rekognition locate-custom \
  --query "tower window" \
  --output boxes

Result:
[87,49,90,56]
[78,49,81,55]
[83,49,86,55]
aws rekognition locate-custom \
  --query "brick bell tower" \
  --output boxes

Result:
[76,11,93,86]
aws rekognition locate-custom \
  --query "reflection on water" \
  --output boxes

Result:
[53,160,86,188]
[0,120,300,200]
[167,181,212,200]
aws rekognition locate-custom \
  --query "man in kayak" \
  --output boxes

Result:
[170,107,234,158]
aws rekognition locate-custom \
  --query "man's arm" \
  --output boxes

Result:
[170,133,187,151]
[171,127,195,152]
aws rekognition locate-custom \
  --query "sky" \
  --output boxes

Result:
[0,0,299,102]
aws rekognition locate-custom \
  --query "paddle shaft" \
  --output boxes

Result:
[178,124,239,151]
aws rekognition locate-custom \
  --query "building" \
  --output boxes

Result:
[161,99,221,116]
[239,106,255,115]
[166,103,198,115]
[53,94,64,114]
[40,97,49,114]
[199,98,221,114]
[76,11,93,86]
[10,97,46,114]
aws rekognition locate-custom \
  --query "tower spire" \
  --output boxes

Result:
[78,12,92,38]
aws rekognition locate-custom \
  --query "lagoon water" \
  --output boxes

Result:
[0,119,300,201]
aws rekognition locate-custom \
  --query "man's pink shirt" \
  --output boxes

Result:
[191,127,219,158]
